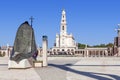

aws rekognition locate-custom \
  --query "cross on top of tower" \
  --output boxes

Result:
[115,24,120,37]
[29,16,34,27]
[62,9,66,14]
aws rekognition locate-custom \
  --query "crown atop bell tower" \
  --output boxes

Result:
[62,9,66,14]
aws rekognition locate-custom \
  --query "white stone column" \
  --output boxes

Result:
[102,51,104,57]
[98,51,100,57]
[86,50,89,57]
[42,36,48,67]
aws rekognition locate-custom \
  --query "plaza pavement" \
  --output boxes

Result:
[66,57,120,80]
[0,57,120,80]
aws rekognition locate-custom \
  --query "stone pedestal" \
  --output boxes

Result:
[8,58,33,69]
[33,61,43,67]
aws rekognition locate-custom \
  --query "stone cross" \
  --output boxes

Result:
[29,16,34,27]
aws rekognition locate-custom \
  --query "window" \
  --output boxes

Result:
[57,49,60,52]
[62,26,64,30]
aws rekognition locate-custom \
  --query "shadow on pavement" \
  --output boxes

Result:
[65,64,120,66]
[49,63,120,80]
[0,64,8,66]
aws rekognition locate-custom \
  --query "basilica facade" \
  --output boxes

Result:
[51,9,78,55]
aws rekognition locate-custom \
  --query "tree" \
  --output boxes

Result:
[78,43,89,49]
[77,42,114,48]
[106,43,114,47]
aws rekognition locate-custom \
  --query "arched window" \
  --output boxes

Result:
[71,49,74,52]
[53,49,56,52]
[57,49,59,52]
[62,26,64,30]
[62,49,64,51]
[67,49,70,52]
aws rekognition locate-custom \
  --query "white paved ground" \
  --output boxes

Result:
[0,57,120,80]
[66,57,120,80]
[0,57,41,80]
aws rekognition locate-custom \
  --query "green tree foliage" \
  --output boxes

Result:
[93,44,106,48]
[78,43,114,48]
[106,43,114,47]
[93,43,114,48]
[78,43,86,49]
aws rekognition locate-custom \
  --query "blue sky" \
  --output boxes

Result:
[0,0,120,48]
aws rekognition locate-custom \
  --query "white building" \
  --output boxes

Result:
[51,9,78,55]
[0,45,12,57]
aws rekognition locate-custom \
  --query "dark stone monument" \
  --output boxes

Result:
[10,21,37,63]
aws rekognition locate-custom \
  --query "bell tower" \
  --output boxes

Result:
[60,9,67,36]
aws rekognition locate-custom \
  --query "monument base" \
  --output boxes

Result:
[33,61,43,67]
[8,58,34,69]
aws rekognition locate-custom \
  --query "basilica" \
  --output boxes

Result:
[51,9,78,55]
